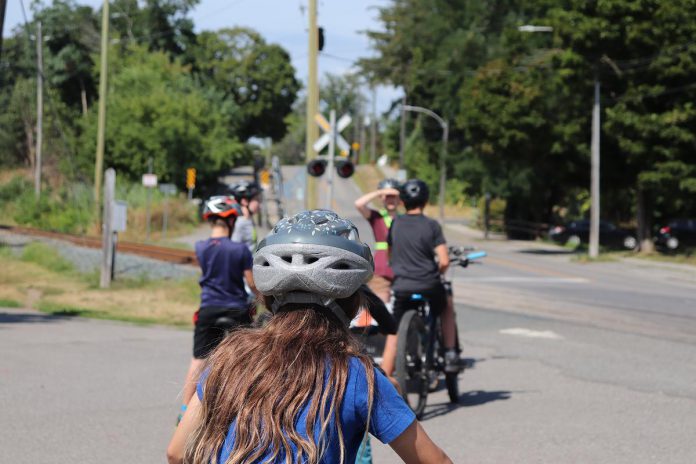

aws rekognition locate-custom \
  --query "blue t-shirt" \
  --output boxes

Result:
[196,357,416,463]
[195,237,253,309]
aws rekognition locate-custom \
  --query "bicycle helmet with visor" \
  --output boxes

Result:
[253,209,374,326]
[377,178,401,190]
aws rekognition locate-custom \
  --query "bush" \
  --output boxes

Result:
[476,196,506,232]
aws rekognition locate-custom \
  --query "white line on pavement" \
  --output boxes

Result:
[462,277,589,284]
[499,328,564,339]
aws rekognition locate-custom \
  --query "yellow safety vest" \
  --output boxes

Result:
[374,209,393,251]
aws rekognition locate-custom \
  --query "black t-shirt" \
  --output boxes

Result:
[387,213,446,292]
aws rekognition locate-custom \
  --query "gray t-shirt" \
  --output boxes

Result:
[387,213,446,292]
[231,216,256,252]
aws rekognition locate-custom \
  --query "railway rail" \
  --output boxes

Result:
[0,225,198,266]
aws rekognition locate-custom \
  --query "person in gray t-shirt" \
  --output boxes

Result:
[230,180,263,252]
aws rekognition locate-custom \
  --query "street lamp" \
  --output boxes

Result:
[401,104,448,225]
[518,24,601,257]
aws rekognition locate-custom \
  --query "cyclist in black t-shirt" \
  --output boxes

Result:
[387,179,459,372]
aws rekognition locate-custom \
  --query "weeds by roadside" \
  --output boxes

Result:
[0,241,199,326]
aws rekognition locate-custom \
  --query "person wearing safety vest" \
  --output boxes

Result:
[354,178,402,380]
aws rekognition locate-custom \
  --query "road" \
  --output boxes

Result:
[2,168,696,463]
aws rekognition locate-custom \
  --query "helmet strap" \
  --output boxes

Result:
[271,292,350,326]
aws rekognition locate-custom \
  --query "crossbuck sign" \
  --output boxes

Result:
[313,112,351,154]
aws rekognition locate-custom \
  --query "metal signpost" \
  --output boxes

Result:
[313,111,351,209]
[142,163,157,241]
[158,183,177,240]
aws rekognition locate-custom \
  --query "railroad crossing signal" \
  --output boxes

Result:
[313,113,351,154]
[186,168,196,189]
[308,111,355,179]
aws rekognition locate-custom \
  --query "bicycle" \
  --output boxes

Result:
[394,246,486,419]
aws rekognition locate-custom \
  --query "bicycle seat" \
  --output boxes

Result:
[213,316,237,330]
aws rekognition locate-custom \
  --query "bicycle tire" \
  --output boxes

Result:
[395,309,428,419]
[445,372,459,404]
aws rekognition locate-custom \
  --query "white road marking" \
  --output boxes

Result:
[500,328,564,339]
[462,277,589,284]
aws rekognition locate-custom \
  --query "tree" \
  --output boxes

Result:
[77,45,246,188]
[190,28,299,141]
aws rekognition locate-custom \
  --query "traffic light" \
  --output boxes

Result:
[335,158,355,178]
[307,159,327,177]
[318,27,325,51]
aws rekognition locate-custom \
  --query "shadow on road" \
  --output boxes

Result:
[517,248,578,255]
[0,310,70,325]
[420,390,513,421]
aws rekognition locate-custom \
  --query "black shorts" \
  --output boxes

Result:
[392,282,447,327]
[193,307,251,359]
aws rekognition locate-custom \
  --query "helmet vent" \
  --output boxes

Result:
[306,256,319,264]
[281,255,293,263]
[260,260,270,267]
[332,262,351,270]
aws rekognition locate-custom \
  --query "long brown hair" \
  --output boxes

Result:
[185,293,375,464]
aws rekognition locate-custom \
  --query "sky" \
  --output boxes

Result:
[3,0,402,112]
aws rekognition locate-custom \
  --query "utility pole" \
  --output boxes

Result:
[35,21,43,199]
[304,0,319,209]
[0,0,7,59]
[100,168,115,289]
[589,74,601,258]
[94,0,110,214]
[370,86,377,163]
[399,94,407,169]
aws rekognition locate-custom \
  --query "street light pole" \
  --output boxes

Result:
[402,104,448,225]
[589,74,601,258]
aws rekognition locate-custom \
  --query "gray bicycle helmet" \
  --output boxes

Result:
[230,180,262,202]
[377,178,401,190]
[253,209,374,325]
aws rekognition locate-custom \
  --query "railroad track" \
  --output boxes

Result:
[1,225,198,266]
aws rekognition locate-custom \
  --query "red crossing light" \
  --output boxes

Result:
[335,159,355,178]
[307,159,327,177]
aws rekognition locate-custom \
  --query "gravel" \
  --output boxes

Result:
[0,231,199,281]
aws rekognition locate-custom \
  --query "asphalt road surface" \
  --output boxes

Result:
[2,170,696,463]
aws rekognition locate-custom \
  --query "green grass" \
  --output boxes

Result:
[35,300,188,327]
[21,242,75,273]
[0,298,22,308]
[570,253,620,263]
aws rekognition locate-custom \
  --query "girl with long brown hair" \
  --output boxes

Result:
[167,210,452,464]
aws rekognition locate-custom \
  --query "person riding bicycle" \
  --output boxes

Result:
[229,179,262,252]
[167,209,453,464]
[176,196,260,424]
[354,178,401,382]
[387,179,460,372]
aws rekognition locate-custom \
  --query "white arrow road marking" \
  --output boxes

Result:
[500,328,564,339]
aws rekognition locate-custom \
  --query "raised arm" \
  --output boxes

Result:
[354,188,400,219]
[354,190,382,219]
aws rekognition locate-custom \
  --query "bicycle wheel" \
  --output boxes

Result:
[445,372,459,403]
[395,309,428,419]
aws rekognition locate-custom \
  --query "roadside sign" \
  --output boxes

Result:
[260,169,271,187]
[159,183,177,196]
[186,168,196,189]
[313,112,351,153]
[142,173,158,188]
[112,200,128,232]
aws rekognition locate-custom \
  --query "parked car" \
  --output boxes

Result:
[654,219,696,251]
[549,220,638,250]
